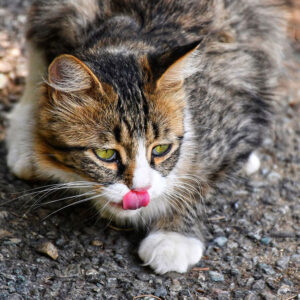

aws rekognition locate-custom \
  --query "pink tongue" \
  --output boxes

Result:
[123,190,150,210]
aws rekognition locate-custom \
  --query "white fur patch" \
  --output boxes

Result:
[132,140,152,190]
[245,152,261,175]
[138,231,204,274]
[6,43,47,180]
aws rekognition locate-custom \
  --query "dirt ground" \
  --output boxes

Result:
[0,1,299,299]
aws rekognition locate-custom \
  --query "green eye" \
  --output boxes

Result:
[152,144,171,157]
[94,149,117,162]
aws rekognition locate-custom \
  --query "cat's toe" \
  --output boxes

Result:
[138,231,204,274]
[244,152,261,175]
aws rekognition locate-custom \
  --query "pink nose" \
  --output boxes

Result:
[123,190,150,210]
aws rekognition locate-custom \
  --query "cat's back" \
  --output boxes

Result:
[27,0,285,62]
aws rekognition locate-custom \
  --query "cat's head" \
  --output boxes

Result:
[34,42,200,223]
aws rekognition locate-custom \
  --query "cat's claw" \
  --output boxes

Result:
[138,231,204,274]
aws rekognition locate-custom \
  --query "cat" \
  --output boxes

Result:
[6,0,286,274]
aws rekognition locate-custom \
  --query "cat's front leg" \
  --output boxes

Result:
[138,214,205,274]
[6,43,46,180]
[6,101,36,180]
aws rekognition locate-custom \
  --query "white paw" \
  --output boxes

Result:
[244,152,261,175]
[138,231,204,274]
[6,102,36,180]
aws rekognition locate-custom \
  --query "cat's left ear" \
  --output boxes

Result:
[48,54,101,93]
[146,40,201,90]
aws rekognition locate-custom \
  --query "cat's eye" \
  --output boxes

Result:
[152,144,171,157]
[94,149,117,162]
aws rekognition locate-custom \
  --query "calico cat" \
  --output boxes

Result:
[6,0,285,274]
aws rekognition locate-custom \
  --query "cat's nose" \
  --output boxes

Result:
[131,185,151,192]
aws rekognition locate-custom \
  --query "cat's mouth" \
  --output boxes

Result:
[109,190,150,210]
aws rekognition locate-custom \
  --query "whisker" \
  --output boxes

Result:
[42,194,101,221]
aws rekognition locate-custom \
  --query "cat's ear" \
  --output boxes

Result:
[48,54,101,93]
[147,40,201,90]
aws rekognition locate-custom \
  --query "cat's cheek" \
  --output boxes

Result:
[138,231,204,274]
[148,169,167,199]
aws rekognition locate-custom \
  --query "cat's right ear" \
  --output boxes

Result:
[48,54,101,93]
[146,40,201,90]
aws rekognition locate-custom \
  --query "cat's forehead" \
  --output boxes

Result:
[80,52,185,138]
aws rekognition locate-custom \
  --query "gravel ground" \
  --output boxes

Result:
[0,1,299,299]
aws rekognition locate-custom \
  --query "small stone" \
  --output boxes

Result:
[277,284,291,295]
[0,211,9,219]
[267,171,281,182]
[260,237,271,245]
[252,279,265,290]
[154,286,168,297]
[91,240,103,247]
[230,268,240,276]
[6,294,23,300]
[247,232,261,241]
[8,238,22,244]
[170,279,182,292]
[258,263,275,275]
[266,278,277,290]
[246,277,255,287]
[276,256,289,269]
[36,241,59,260]
[260,291,276,300]
[0,229,12,238]
[245,292,259,300]
[234,291,245,299]
[85,269,98,276]
[209,271,224,282]
[291,254,300,262]
[214,237,228,247]
[216,291,230,300]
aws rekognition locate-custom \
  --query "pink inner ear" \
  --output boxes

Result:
[123,190,150,210]
[49,60,62,83]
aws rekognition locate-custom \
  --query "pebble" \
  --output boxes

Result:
[85,269,98,276]
[0,229,12,238]
[209,271,225,282]
[154,286,168,297]
[260,291,277,300]
[170,279,182,292]
[277,284,291,295]
[36,241,59,260]
[91,240,103,247]
[216,290,230,300]
[252,279,265,290]
[260,237,271,245]
[214,236,228,247]
[0,210,9,219]
[258,263,276,275]
[245,292,259,300]
[276,256,290,269]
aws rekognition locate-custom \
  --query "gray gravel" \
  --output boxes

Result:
[0,1,299,299]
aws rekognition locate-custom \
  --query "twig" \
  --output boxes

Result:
[207,216,226,221]
[284,295,298,300]
[108,224,134,231]
[191,267,210,272]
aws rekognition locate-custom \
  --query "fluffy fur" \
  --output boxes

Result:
[6,0,286,273]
